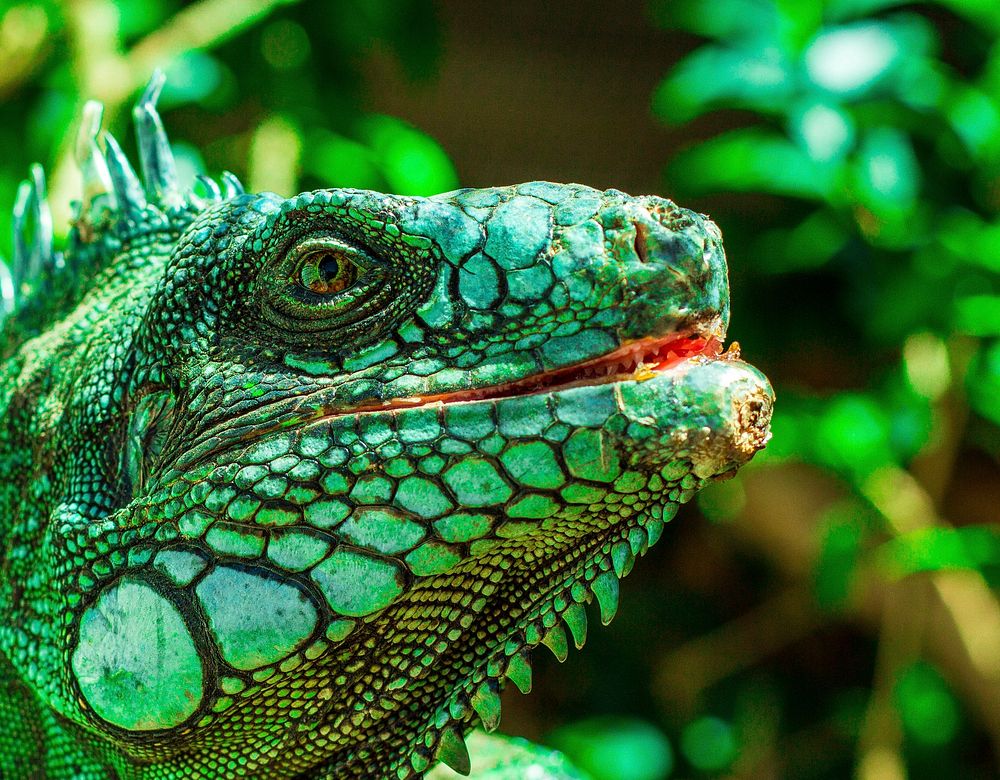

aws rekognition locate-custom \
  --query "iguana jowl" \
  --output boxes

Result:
[0,72,773,779]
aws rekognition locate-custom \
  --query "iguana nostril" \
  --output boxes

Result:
[632,221,650,264]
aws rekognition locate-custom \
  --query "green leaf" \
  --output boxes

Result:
[667,128,834,198]
[877,527,1000,577]
[933,0,1000,34]
[946,86,1000,158]
[967,340,1000,425]
[649,0,783,40]
[653,45,793,124]
[812,394,896,480]
[852,127,920,215]
[814,501,869,610]
[758,209,848,273]
[162,52,225,106]
[697,476,746,522]
[937,210,1000,273]
[305,130,382,191]
[547,717,674,780]
[894,662,961,746]
[955,295,1000,336]
[359,116,457,196]
[680,716,737,773]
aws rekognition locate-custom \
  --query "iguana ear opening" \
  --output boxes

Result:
[120,389,176,500]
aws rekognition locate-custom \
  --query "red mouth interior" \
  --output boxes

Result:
[378,332,723,411]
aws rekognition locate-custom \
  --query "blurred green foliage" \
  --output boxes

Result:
[638,0,1000,777]
[0,0,456,243]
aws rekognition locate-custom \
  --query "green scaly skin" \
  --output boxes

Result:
[0,76,772,779]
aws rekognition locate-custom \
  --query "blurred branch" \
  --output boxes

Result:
[907,338,976,508]
[861,467,1000,685]
[0,4,50,100]
[653,587,826,713]
[855,581,925,780]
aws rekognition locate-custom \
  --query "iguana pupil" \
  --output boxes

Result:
[0,72,773,779]
[298,248,357,295]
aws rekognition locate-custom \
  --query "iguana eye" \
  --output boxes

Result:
[296,249,358,294]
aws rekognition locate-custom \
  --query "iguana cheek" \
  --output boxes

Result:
[70,577,203,731]
[195,565,319,671]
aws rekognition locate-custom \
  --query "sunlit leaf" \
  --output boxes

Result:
[805,22,901,95]
[359,115,457,196]
[789,101,855,161]
[852,127,920,215]
[902,332,951,400]
[547,717,674,780]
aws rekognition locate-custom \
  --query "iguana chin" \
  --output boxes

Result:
[0,71,772,779]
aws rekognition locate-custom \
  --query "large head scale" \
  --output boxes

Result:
[0,73,772,778]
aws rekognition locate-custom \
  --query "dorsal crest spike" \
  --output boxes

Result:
[28,164,55,280]
[133,68,183,210]
[12,180,31,288]
[102,132,148,218]
[0,259,14,323]
[12,166,55,292]
[75,100,117,220]
[221,171,245,198]
[194,174,222,203]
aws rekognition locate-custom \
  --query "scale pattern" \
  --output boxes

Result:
[0,74,773,779]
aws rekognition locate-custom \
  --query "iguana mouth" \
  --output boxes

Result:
[370,330,729,413]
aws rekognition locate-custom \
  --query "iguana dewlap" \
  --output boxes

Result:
[0,72,772,779]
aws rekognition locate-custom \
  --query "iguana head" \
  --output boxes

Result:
[0,75,772,778]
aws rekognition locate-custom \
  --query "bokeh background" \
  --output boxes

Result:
[3,0,999,777]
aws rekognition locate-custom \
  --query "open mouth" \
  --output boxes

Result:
[373,330,729,413]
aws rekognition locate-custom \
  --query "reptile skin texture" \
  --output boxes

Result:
[0,72,773,778]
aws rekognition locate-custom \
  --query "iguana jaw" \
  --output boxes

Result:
[297,325,729,426]
[379,331,726,409]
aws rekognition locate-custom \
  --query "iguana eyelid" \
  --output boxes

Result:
[286,236,374,273]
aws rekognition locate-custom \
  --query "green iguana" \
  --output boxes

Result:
[0,72,773,779]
